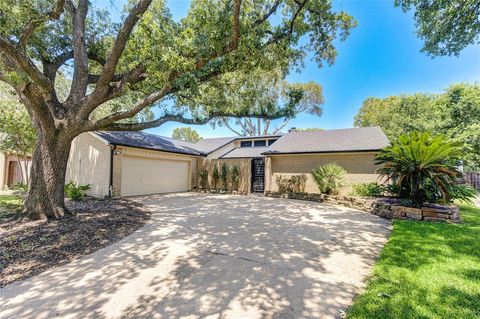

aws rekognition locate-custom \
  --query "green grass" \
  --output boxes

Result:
[347,204,480,319]
[0,195,23,217]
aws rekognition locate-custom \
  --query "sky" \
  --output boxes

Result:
[96,0,480,138]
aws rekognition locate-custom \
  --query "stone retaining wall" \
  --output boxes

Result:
[265,192,461,223]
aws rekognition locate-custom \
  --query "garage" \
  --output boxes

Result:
[121,156,190,196]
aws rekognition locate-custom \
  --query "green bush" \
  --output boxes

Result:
[220,163,228,189]
[312,163,346,195]
[12,183,28,192]
[64,181,90,201]
[199,169,209,189]
[275,174,307,193]
[445,184,478,204]
[376,131,463,207]
[212,165,220,189]
[352,182,386,197]
[231,165,240,191]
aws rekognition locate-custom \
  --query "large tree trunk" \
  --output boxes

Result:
[22,131,73,220]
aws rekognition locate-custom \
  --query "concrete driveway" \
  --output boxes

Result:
[0,193,391,319]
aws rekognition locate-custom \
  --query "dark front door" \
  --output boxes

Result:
[251,158,265,193]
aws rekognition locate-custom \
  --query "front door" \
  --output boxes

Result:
[251,158,265,193]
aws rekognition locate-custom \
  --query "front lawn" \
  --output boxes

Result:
[347,204,480,318]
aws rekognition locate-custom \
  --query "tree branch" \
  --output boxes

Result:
[264,0,307,47]
[220,118,244,136]
[0,36,52,93]
[99,110,286,132]
[94,0,152,95]
[19,0,66,49]
[253,0,281,26]
[67,0,89,104]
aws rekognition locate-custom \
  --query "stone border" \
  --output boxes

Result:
[192,188,248,196]
[265,192,461,223]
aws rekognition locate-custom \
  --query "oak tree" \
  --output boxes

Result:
[0,0,355,219]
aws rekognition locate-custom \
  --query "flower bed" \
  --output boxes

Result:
[265,191,461,223]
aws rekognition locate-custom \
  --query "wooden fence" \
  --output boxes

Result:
[461,172,480,189]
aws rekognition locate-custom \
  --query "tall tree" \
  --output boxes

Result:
[395,0,480,56]
[172,127,203,143]
[205,70,324,136]
[0,0,355,220]
[354,83,480,171]
[0,86,36,186]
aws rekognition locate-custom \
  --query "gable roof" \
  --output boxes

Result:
[193,137,236,154]
[94,131,205,156]
[262,127,390,155]
[220,146,270,159]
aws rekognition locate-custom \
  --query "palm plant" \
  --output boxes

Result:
[375,132,462,207]
[212,165,220,190]
[312,163,346,195]
[231,165,240,191]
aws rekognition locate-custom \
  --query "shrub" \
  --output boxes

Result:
[231,165,240,190]
[352,182,386,197]
[212,165,220,189]
[12,183,28,192]
[445,184,478,204]
[275,174,307,193]
[220,163,228,189]
[64,181,90,201]
[312,163,346,195]
[199,169,209,189]
[376,132,462,207]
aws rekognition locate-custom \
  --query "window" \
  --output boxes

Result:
[268,139,278,146]
[240,141,252,147]
[254,140,267,147]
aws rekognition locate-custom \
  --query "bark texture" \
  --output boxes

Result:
[23,131,73,220]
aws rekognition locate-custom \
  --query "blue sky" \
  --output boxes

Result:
[96,0,480,138]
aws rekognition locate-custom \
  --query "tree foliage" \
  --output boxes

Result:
[204,70,324,135]
[354,83,480,171]
[172,127,203,143]
[311,163,346,195]
[395,0,480,56]
[0,0,356,219]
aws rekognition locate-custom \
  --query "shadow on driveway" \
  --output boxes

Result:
[0,193,391,319]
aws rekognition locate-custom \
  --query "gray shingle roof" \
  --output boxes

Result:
[262,127,390,155]
[94,131,205,156]
[220,147,270,159]
[193,137,236,153]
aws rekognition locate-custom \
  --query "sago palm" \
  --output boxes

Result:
[375,132,462,207]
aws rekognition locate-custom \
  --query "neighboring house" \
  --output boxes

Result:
[0,151,32,188]
[66,126,390,197]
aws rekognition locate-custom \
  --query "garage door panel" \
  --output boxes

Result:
[121,156,189,196]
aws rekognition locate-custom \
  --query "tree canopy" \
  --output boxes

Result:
[354,83,480,171]
[172,127,203,143]
[0,0,356,219]
[395,0,480,56]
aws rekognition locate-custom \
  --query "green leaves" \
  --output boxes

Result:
[312,163,346,195]
[395,0,480,56]
[171,127,203,143]
[375,132,463,206]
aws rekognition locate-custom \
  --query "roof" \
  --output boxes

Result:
[193,137,236,154]
[94,131,205,156]
[220,147,270,159]
[262,127,390,155]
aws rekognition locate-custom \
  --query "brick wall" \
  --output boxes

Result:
[267,152,382,195]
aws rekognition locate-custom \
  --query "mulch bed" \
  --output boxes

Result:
[0,197,151,287]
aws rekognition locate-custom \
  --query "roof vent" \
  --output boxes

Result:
[288,127,298,133]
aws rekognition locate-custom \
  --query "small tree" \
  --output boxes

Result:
[212,165,220,190]
[172,127,203,143]
[199,169,209,189]
[220,163,228,190]
[0,100,36,187]
[312,164,346,195]
[231,165,240,191]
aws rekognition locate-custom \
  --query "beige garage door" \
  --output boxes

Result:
[121,156,189,196]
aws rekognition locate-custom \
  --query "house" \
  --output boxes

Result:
[65,126,390,197]
[0,151,31,188]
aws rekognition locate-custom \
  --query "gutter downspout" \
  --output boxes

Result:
[109,145,116,198]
